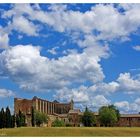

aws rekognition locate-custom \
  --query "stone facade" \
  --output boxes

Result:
[68,109,82,126]
[117,114,140,127]
[14,96,74,126]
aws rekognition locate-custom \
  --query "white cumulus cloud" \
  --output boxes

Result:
[0,26,9,49]
[115,100,140,114]
[11,16,38,36]
[133,46,140,51]
[3,4,140,46]
[0,45,104,91]
[117,73,140,94]
[0,88,15,98]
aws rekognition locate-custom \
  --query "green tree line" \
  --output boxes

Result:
[81,105,120,127]
[0,107,26,129]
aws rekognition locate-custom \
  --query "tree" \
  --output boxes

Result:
[35,111,48,127]
[11,114,15,128]
[16,114,20,127]
[52,118,65,127]
[16,110,26,127]
[5,107,12,128]
[82,107,96,127]
[19,110,26,126]
[0,107,16,128]
[31,106,35,127]
[99,106,118,127]
[108,105,120,120]
[1,108,6,128]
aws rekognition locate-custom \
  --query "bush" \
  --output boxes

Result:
[35,111,48,127]
[52,119,65,127]
[99,106,118,127]
[82,107,96,127]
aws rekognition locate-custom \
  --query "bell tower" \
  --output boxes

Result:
[70,99,74,110]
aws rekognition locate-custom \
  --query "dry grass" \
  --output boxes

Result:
[0,127,140,137]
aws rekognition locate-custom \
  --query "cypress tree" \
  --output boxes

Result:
[18,110,22,127]
[5,106,12,128]
[19,110,26,126]
[16,110,26,127]
[82,107,96,127]
[1,108,6,128]
[31,106,35,127]
[21,113,26,126]
[11,114,15,128]
[16,114,20,127]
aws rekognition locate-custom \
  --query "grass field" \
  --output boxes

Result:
[0,127,140,137]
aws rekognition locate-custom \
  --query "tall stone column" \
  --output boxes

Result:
[46,102,48,114]
[61,105,63,114]
[41,100,42,112]
[54,104,55,114]
[51,103,53,114]
[52,103,53,114]
[39,100,41,112]
[50,102,52,114]
[48,102,50,114]
[44,101,46,113]
[50,102,51,114]
[52,103,54,114]
[42,101,44,113]
[36,99,38,111]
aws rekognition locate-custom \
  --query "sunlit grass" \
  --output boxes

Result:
[0,127,140,137]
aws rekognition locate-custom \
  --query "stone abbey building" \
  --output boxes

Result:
[14,96,140,127]
[14,96,74,126]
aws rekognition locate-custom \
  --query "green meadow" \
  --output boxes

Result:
[0,127,140,137]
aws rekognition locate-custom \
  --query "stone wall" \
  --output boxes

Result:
[32,96,72,115]
[14,98,33,115]
[117,117,140,127]
[14,98,33,126]
[14,96,73,126]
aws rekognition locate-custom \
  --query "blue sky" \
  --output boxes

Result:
[1,3,140,114]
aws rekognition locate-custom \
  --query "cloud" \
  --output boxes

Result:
[0,46,140,113]
[115,99,140,113]
[133,46,140,51]
[0,33,9,49]
[0,26,9,49]
[0,45,104,91]
[54,87,89,103]
[1,5,39,37]
[134,98,140,105]
[55,87,110,111]
[54,72,140,112]
[91,95,110,108]
[117,73,140,94]
[2,4,140,113]
[55,72,140,109]
[0,88,15,98]
[47,47,58,55]
[88,82,119,95]
[114,101,130,113]
[11,16,39,36]
[2,4,140,60]
[3,4,140,45]
[88,72,140,96]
